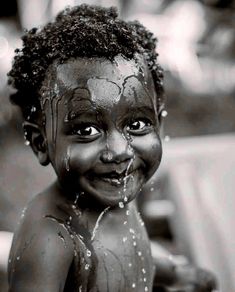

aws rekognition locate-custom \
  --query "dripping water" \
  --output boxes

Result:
[65,146,71,172]
[91,206,110,241]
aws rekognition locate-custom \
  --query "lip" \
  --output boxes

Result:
[89,169,135,187]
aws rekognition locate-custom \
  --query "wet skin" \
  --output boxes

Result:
[41,54,162,208]
[8,55,162,291]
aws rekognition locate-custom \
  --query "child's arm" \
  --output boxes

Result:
[8,218,74,292]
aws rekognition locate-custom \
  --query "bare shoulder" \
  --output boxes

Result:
[8,184,75,291]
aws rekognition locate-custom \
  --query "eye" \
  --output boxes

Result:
[75,125,100,137]
[126,119,152,135]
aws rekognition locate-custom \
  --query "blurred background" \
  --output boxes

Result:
[0,0,234,291]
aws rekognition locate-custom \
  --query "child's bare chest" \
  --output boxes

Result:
[66,208,154,292]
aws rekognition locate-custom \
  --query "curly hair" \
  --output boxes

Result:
[8,4,164,121]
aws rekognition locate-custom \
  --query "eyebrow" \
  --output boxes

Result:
[65,107,99,122]
[128,105,156,116]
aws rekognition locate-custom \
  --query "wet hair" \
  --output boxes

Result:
[8,4,164,121]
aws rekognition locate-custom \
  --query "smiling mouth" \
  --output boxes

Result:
[93,170,133,186]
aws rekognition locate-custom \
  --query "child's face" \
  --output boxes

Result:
[40,54,162,207]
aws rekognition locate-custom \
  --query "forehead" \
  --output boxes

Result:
[41,54,156,111]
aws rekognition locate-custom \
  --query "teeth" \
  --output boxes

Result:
[101,176,124,185]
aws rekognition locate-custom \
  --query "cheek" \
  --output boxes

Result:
[67,143,102,173]
[132,133,162,172]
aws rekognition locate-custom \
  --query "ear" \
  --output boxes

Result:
[23,121,50,166]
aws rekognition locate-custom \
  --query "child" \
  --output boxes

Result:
[7,4,219,291]
[7,5,164,291]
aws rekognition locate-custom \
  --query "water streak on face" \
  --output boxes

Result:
[40,54,162,208]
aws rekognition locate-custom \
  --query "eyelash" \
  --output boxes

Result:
[70,118,153,139]
[71,124,100,137]
[126,118,152,135]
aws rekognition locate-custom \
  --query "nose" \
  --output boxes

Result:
[100,130,134,163]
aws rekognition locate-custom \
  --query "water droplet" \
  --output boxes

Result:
[132,283,136,288]
[142,268,146,274]
[119,202,124,208]
[122,237,127,243]
[164,135,170,142]
[138,251,142,257]
[24,140,30,146]
[124,196,128,202]
[74,193,79,205]
[21,207,26,218]
[129,228,134,234]
[145,286,149,291]
[87,250,91,257]
[161,110,168,117]
[31,106,36,112]
[85,264,89,270]
[126,210,130,216]
[128,262,132,267]
[150,187,154,192]
[123,221,127,225]
[16,256,20,261]
[91,206,110,241]
[133,241,137,246]
[143,277,147,282]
